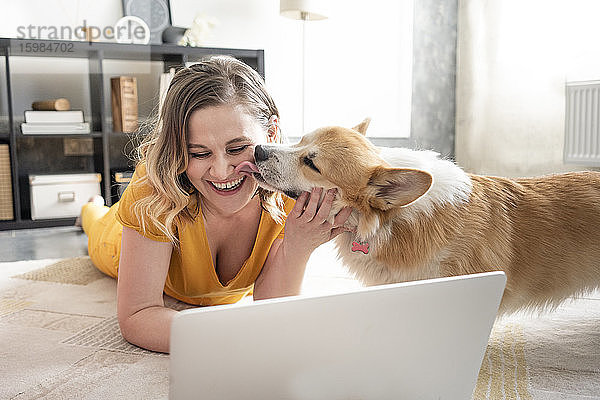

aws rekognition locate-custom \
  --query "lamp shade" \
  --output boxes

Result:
[280,0,329,20]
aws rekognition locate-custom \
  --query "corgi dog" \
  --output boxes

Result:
[236,119,600,314]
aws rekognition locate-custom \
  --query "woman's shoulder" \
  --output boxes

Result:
[130,162,148,182]
[116,162,174,241]
[116,162,154,218]
[125,162,152,199]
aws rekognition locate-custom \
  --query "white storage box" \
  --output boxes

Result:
[29,173,101,220]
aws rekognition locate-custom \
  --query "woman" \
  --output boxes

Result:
[81,56,352,353]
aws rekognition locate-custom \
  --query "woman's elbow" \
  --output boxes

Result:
[117,312,135,344]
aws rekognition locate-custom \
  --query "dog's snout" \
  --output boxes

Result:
[254,145,269,162]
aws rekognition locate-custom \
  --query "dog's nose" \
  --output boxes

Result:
[254,145,269,162]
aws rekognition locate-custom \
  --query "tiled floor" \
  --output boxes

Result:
[0,227,89,262]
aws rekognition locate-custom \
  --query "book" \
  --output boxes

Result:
[111,76,138,133]
[21,122,90,134]
[24,110,84,124]
[0,144,13,220]
[31,98,71,111]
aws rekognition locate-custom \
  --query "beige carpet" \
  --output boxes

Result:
[1,243,599,399]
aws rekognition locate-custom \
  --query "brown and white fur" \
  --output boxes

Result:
[245,119,600,314]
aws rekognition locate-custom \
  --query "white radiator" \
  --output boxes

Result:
[564,81,600,166]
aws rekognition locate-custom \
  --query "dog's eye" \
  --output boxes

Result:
[303,156,321,173]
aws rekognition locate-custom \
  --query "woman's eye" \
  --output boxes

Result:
[190,152,210,159]
[228,145,250,154]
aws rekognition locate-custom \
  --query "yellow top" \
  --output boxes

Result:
[115,164,294,306]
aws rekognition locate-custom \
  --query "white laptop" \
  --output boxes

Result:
[170,271,506,400]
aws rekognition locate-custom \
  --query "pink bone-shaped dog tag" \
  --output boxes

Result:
[351,241,369,254]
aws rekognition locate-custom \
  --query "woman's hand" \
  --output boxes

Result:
[282,187,353,258]
[254,188,353,300]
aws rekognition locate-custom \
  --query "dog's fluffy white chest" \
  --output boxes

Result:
[333,233,442,286]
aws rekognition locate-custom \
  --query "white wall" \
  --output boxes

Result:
[456,0,600,177]
[0,0,413,139]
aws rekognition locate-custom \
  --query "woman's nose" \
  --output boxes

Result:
[210,154,234,179]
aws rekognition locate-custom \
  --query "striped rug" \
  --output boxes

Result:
[474,323,532,399]
[473,295,600,400]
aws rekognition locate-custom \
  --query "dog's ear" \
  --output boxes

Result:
[352,118,371,136]
[365,167,432,210]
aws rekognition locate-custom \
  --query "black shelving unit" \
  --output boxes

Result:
[0,37,264,231]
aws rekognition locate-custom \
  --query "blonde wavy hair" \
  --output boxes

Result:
[132,56,286,245]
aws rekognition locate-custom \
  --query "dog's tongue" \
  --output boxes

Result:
[235,161,260,177]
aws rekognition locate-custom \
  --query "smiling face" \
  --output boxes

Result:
[186,104,266,216]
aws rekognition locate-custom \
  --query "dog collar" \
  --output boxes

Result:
[351,241,370,254]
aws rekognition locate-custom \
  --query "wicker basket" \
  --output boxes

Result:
[0,144,14,220]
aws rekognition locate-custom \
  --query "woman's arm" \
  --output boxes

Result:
[254,187,352,300]
[117,226,176,353]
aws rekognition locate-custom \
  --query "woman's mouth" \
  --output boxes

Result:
[207,176,246,195]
